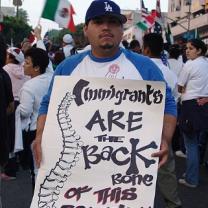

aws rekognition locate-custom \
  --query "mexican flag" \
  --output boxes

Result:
[137,15,155,31]
[165,23,174,45]
[42,0,76,32]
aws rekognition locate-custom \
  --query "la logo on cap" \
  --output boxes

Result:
[104,1,113,12]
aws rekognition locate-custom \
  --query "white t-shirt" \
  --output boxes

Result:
[63,44,73,57]
[71,53,143,80]
[178,56,208,101]
[168,58,183,78]
[151,58,178,101]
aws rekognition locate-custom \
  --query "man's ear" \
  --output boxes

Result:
[142,46,150,56]
[34,66,40,72]
[83,24,88,37]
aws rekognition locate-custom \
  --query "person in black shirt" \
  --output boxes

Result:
[0,35,14,167]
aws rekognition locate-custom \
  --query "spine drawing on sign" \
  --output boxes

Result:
[38,92,83,208]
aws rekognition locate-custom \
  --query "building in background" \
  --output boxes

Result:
[167,0,208,43]
[122,9,167,44]
[122,9,143,44]
[0,7,15,17]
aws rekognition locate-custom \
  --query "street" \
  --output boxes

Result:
[1,156,208,208]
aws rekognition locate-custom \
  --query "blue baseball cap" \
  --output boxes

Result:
[85,0,127,24]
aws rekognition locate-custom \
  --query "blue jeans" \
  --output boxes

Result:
[198,131,208,164]
[183,132,199,186]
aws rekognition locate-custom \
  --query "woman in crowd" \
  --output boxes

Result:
[178,39,208,188]
[1,47,28,180]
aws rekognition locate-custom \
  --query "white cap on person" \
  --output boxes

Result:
[7,47,24,64]
[63,34,73,44]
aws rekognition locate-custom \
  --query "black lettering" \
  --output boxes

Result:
[129,90,138,102]
[100,146,113,161]
[143,174,153,186]
[146,85,154,105]
[127,112,143,132]
[115,91,124,105]
[108,110,125,131]
[94,134,124,143]
[111,147,130,165]
[85,110,107,131]
[153,90,163,103]
[111,173,153,186]
[82,145,101,169]
[73,79,89,106]
[121,188,137,200]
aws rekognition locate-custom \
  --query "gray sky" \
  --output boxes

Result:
[2,0,168,33]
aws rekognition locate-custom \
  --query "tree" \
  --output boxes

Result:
[1,16,32,46]
[18,8,29,23]
[45,23,86,49]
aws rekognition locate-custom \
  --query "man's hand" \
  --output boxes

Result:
[152,114,176,168]
[197,97,208,106]
[32,114,47,168]
[32,139,42,168]
[34,24,42,41]
[151,139,169,168]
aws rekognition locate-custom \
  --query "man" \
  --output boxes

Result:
[143,33,181,208]
[33,0,176,195]
[129,39,141,54]
[62,33,76,57]
[0,35,14,170]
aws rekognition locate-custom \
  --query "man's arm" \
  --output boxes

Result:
[32,114,47,168]
[6,101,14,115]
[152,114,177,168]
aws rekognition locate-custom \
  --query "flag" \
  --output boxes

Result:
[160,50,169,66]
[153,0,163,34]
[154,22,162,34]
[137,15,155,31]
[42,0,76,32]
[155,0,162,24]
[165,23,174,44]
[137,0,155,31]
[141,0,148,18]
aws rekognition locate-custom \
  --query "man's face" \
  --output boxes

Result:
[23,56,39,77]
[84,16,123,57]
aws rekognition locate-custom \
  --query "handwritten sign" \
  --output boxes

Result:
[30,76,165,208]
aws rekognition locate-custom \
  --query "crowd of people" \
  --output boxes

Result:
[0,0,208,207]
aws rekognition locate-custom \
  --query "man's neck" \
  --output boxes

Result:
[91,47,120,59]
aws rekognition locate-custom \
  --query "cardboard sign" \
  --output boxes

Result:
[31,76,165,208]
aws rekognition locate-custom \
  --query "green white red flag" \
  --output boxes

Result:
[137,0,155,31]
[42,0,76,32]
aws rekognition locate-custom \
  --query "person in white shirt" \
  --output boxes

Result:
[143,33,182,208]
[168,44,186,159]
[178,39,208,188]
[32,2,177,206]
[168,44,183,78]
[62,34,75,57]
[17,47,52,190]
